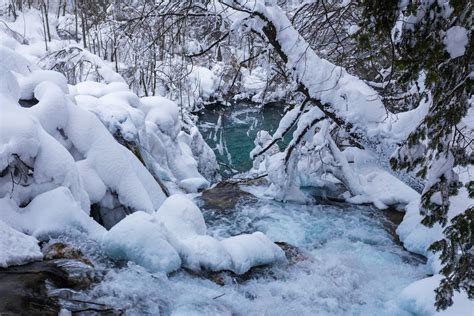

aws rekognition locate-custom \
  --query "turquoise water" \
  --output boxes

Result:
[197,102,288,174]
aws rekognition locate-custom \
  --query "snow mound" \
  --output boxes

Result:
[1,187,105,240]
[103,194,283,274]
[221,232,287,274]
[0,219,42,268]
[398,274,473,316]
[102,211,182,273]
[18,70,69,99]
[154,194,232,271]
[177,235,233,271]
[154,194,207,237]
[72,85,213,194]
[138,96,212,192]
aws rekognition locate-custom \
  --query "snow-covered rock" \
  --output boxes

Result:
[0,21,220,275]
[102,194,284,274]
[1,187,105,240]
[154,194,232,271]
[0,219,42,268]
[154,194,207,237]
[398,274,473,316]
[102,211,182,273]
[221,232,286,274]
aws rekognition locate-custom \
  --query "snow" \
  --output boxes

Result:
[188,66,218,100]
[102,211,182,273]
[154,194,207,238]
[443,26,468,59]
[221,232,286,274]
[1,104,90,213]
[0,45,32,100]
[231,1,394,138]
[271,106,300,141]
[141,96,180,137]
[240,66,267,93]
[399,274,473,316]
[138,96,212,192]
[74,81,107,97]
[1,187,105,240]
[176,235,233,271]
[102,194,283,274]
[0,218,42,268]
[2,9,59,43]
[153,194,284,273]
[18,70,69,99]
[344,147,420,209]
[347,24,360,35]
[65,99,167,213]
[0,3,471,314]
[250,130,279,174]
[76,160,107,203]
[0,20,219,274]
[396,200,443,256]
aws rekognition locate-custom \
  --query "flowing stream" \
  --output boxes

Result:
[73,185,427,315]
[3,102,428,315]
[75,102,428,315]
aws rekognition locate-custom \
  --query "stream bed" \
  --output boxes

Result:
[69,183,428,315]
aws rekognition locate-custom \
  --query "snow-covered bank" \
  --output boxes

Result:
[247,141,473,314]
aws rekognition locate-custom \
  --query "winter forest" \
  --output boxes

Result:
[0,0,472,315]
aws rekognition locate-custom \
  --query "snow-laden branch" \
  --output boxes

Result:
[226,0,399,145]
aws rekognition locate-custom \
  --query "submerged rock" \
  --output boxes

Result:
[0,261,63,314]
[274,241,310,265]
[43,242,93,267]
[0,243,107,314]
[200,182,257,212]
[182,241,309,286]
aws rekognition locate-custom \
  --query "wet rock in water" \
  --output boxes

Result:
[275,241,310,265]
[41,242,102,289]
[304,184,348,204]
[0,243,107,314]
[201,182,257,212]
[0,261,67,314]
[43,242,93,267]
[182,241,309,286]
